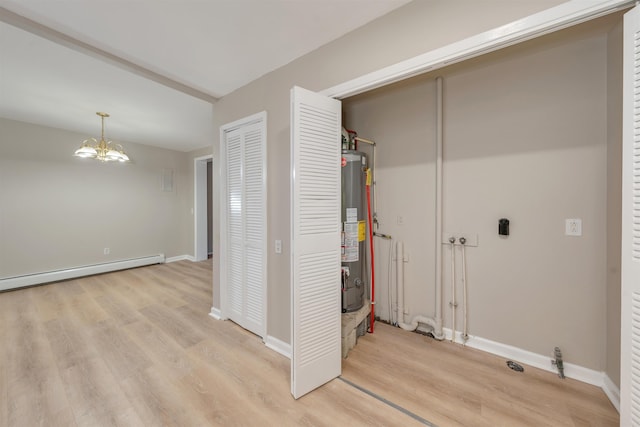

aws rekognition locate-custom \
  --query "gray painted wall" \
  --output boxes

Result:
[210,0,568,347]
[606,19,623,388]
[344,14,622,373]
[0,118,192,278]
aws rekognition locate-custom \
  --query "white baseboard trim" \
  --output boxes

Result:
[439,327,619,412]
[209,307,222,320]
[265,335,291,359]
[462,331,602,386]
[166,254,196,263]
[0,254,165,292]
[602,373,621,413]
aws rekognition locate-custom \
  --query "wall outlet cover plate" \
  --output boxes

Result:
[565,219,582,236]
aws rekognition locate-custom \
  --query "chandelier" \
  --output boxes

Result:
[73,112,130,162]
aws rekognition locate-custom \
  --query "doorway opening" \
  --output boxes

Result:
[194,154,213,261]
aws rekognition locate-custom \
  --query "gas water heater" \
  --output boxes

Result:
[341,150,367,313]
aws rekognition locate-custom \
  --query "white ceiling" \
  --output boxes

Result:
[0,0,411,152]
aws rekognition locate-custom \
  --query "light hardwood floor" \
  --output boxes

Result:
[342,324,619,426]
[0,260,618,426]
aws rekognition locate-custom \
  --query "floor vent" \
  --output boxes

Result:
[507,361,524,372]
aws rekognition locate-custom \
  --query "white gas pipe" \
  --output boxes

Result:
[397,241,406,324]
[449,237,456,342]
[433,76,444,339]
[396,241,444,339]
[394,76,446,341]
[460,237,469,343]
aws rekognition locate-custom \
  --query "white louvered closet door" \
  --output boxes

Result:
[622,5,640,425]
[222,115,266,339]
[290,86,341,399]
[243,124,266,335]
[226,128,244,323]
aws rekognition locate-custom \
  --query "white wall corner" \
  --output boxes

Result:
[209,307,222,320]
[166,255,196,263]
[602,373,621,413]
[265,335,291,359]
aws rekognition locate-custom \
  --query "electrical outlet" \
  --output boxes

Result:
[565,219,582,236]
[397,216,404,225]
[275,240,282,254]
[104,247,110,255]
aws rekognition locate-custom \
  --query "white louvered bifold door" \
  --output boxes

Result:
[222,115,266,339]
[622,6,640,425]
[243,123,266,337]
[225,128,244,322]
[290,86,341,399]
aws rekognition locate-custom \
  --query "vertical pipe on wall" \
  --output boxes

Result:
[397,238,443,339]
[460,237,469,343]
[354,137,377,229]
[354,137,378,331]
[366,169,375,333]
[449,237,456,342]
[434,76,444,337]
[396,241,405,324]
[395,77,445,341]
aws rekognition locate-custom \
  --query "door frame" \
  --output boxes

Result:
[194,154,213,262]
[321,0,632,99]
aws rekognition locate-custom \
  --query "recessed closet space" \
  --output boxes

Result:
[341,11,622,374]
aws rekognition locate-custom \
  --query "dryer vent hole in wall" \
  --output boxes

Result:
[413,328,434,338]
[375,317,437,338]
[506,361,524,372]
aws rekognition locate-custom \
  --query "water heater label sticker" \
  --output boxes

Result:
[343,247,358,262]
[342,222,359,262]
[346,208,358,223]
[358,220,366,242]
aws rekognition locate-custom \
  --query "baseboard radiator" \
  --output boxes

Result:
[0,254,165,292]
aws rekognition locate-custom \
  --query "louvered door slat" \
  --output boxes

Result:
[622,7,640,425]
[243,123,265,333]
[226,130,244,320]
[633,294,640,422]
[291,86,341,399]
